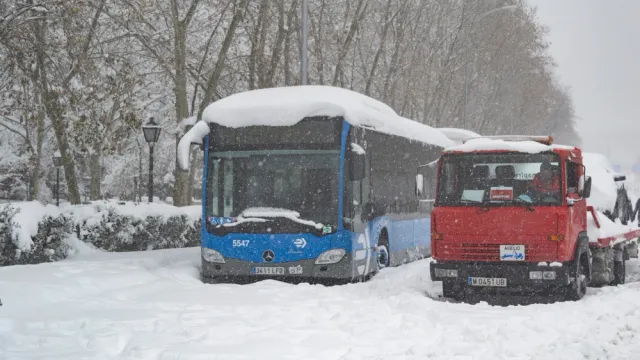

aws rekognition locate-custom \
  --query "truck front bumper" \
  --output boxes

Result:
[430,261,571,294]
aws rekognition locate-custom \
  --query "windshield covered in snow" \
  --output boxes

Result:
[436,152,562,206]
[206,151,340,233]
[205,118,342,234]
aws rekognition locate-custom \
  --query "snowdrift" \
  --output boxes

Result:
[0,200,201,266]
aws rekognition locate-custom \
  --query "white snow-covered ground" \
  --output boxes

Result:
[2,248,640,360]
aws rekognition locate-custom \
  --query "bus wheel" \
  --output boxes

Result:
[377,245,389,269]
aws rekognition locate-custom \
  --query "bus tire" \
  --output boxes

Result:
[377,230,390,269]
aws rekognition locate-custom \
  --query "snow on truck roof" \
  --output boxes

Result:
[178,85,454,169]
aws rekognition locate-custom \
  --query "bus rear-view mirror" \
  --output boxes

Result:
[614,174,626,182]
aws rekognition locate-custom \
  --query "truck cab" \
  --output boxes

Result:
[426,135,594,301]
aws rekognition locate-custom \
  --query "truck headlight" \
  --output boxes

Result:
[435,269,458,278]
[202,248,225,264]
[529,271,542,280]
[315,249,346,264]
[543,271,556,280]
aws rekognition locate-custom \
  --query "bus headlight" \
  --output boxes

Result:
[315,249,346,264]
[202,248,225,264]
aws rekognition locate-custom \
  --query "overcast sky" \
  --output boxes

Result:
[529,0,640,167]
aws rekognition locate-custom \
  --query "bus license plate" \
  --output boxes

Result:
[254,267,285,275]
[468,277,507,287]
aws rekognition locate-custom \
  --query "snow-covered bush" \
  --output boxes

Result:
[0,203,72,266]
[0,201,202,266]
[75,203,201,252]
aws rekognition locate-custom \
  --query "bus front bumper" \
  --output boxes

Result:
[201,254,356,285]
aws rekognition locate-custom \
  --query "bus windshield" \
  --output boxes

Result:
[206,150,340,231]
[436,152,562,206]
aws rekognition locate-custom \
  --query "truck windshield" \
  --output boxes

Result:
[436,152,562,206]
[206,150,340,231]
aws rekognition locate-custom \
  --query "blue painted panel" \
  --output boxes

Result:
[202,230,353,263]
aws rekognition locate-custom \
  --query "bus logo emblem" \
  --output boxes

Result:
[263,250,275,262]
[293,238,307,249]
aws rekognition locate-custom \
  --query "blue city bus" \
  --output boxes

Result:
[186,89,450,284]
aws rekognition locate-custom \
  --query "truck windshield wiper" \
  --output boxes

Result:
[513,197,535,211]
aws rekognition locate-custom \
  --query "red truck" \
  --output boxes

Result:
[424,135,640,301]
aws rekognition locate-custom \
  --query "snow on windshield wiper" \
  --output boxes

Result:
[221,217,270,227]
[231,207,325,230]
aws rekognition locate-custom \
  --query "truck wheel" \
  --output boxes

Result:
[565,259,587,301]
[612,260,626,285]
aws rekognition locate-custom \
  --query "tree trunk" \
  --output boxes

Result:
[332,0,368,86]
[170,1,197,207]
[89,151,101,200]
[34,18,81,204]
[197,0,250,120]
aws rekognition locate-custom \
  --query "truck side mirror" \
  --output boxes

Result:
[416,174,424,197]
[614,175,626,182]
[349,151,365,181]
[581,176,592,198]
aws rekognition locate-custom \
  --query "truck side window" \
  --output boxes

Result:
[566,161,579,194]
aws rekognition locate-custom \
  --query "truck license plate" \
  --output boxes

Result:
[253,267,285,275]
[500,244,525,261]
[468,277,507,287]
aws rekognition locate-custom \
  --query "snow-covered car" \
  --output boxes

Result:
[582,152,633,224]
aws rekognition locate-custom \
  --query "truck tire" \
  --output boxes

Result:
[564,257,588,301]
[612,260,626,285]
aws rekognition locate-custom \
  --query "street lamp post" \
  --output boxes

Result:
[53,151,62,206]
[463,5,517,129]
[142,117,162,203]
[300,0,308,85]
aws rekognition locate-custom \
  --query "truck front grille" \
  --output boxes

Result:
[436,242,557,262]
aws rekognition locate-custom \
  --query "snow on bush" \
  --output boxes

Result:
[0,203,72,266]
[0,201,202,266]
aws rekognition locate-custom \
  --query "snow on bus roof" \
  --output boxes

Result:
[444,137,575,154]
[178,85,454,169]
[437,128,481,145]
